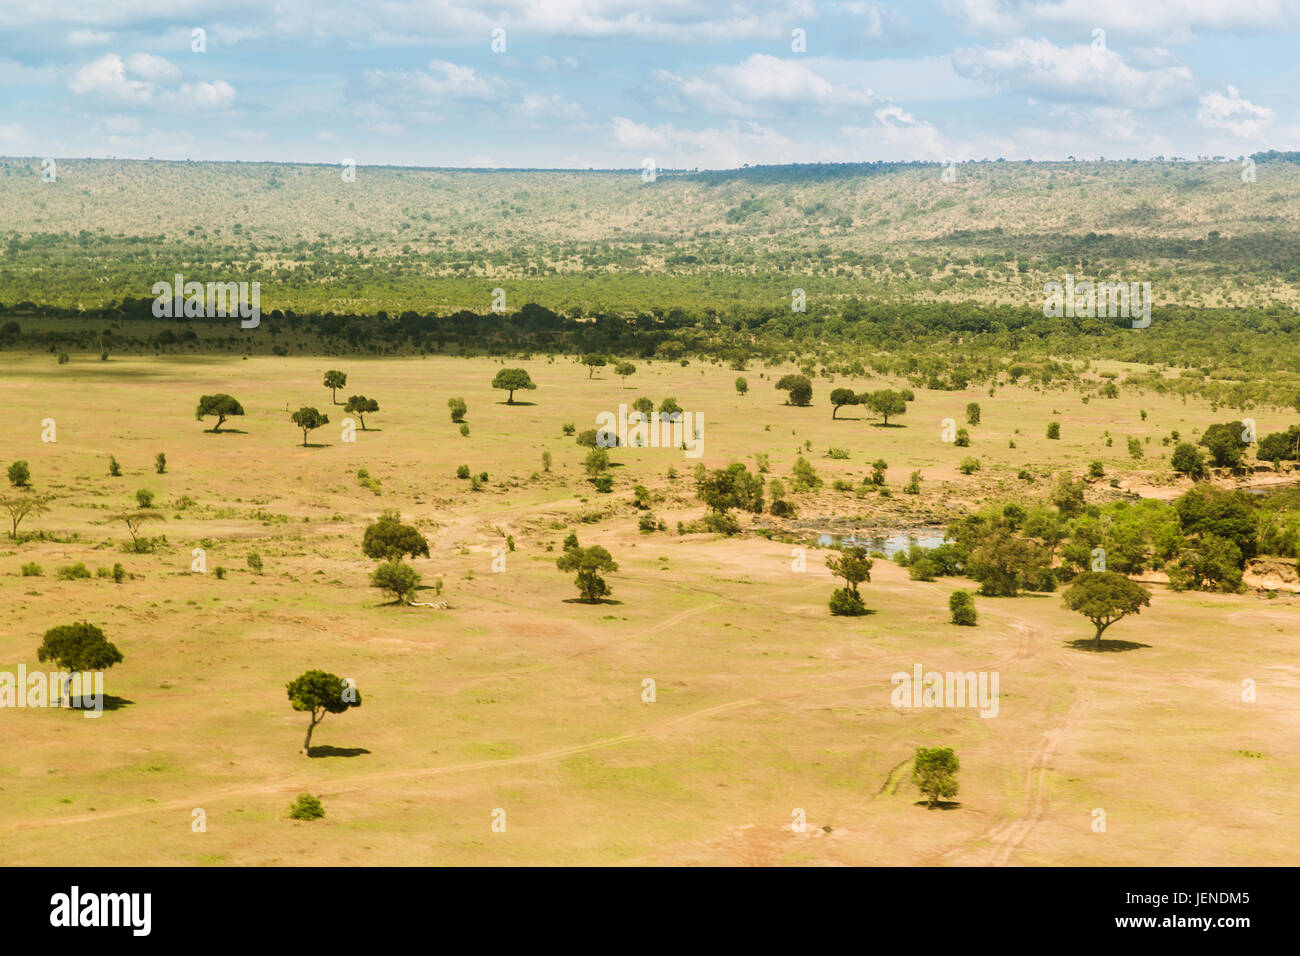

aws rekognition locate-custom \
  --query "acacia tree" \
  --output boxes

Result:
[775,374,813,406]
[581,354,606,378]
[286,670,361,754]
[370,559,421,604]
[323,370,348,404]
[117,509,164,551]
[362,510,429,560]
[826,546,873,615]
[913,747,960,809]
[3,493,51,540]
[492,368,537,404]
[291,406,329,445]
[1062,571,1151,645]
[37,621,123,707]
[830,388,859,419]
[555,545,618,602]
[615,362,636,387]
[344,395,379,430]
[864,389,908,425]
[195,394,244,433]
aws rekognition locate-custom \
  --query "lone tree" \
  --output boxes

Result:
[370,559,421,604]
[615,361,636,387]
[37,621,123,707]
[949,590,977,626]
[3,492,50,539]
[830,388,859,419]
[966,402,981,426]
[826,545,873,615]
[286,670,361,755]
[344,395,379,430]
[448,397,467,422]
[196,394,245,432]
[734,376,748,395]
[362,509,429,560]
[555,545,618,603]
[323,370,348,404]
[864,389,909,425]
[291,406,329,445]
[8,460,31,488]
[775,374,813,406]
[1062,571,1151,646]
[117,509,163,551]
[913,747,960,809]
[492,368,537,404]
[582,354,607,378]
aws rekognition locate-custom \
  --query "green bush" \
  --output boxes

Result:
[288,793,325,820]
[829,587,868,616]
[949,590,977,626]
[57,563,92,580]
[20,562,42,576]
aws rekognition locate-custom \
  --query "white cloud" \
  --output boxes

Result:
[180,80,236,109]
[1197,85,1274,138]
[511,93,585,122]
[67,30,111,46]
[125,53,180,83]
[952,37,1196,109]
[68,54,155,102]
[653,54,882,116]
[944,0,1300,41]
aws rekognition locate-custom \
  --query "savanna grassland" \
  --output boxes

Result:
[1,351,1298,865]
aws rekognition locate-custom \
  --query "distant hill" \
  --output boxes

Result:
[1,156,1298,315]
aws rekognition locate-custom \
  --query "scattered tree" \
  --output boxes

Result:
[291,406,329,445]
[1062,571,1151,645]
[492,368,537,404]
[555,545,618,603]
[344,395,379,430]
[196,394,244,432]
[286,670,361,754]
[775,374,813,406]
[323,370,348,404]
[913,747,960,809]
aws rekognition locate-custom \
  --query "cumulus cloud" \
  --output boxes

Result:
[944,0,1300,41]
[67,30,111,46]
[653,54,882,116]
[511,93,585,123]
[952,37,1196,109]
[68,53,234,110]
[1197,85,1274,138]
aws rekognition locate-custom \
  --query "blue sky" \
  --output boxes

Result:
[2,0,1298,169]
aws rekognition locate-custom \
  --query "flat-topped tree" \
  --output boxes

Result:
[196,394,244,433]
[556,545,618,603]
[830,388,859,419]
[286,670,361,755]
[344,395,379,430]
[582,354,607,378]
[1062,571,1151,646]
[117,509,163,551]
[492,368,536,404]
[291,406,329,445]
[323,370,347,404]
[38,621,123,707]
[3,493,51,540]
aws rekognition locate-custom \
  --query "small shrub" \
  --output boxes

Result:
[57,563,92,580]
[21,562,42,576]
[109,456,122,477]
[247,552,264,574]
[949,590,977,626]
[155,453,167,474]
[829,588,867,616]
[456,465,471,479]
[959,457,981,475]
[288,793,325,821]
[136,488,154,508]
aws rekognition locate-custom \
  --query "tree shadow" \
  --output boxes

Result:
[1065,638,1151,652]
[870,423,907,428]
[306,745,370,758]
[67,695,134,712]
[300,442,330,448]
[562,597,624,605]
[204,428,248,435]
[914,800,962,810]
[499,400,538,406]
[357,427,384,433]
